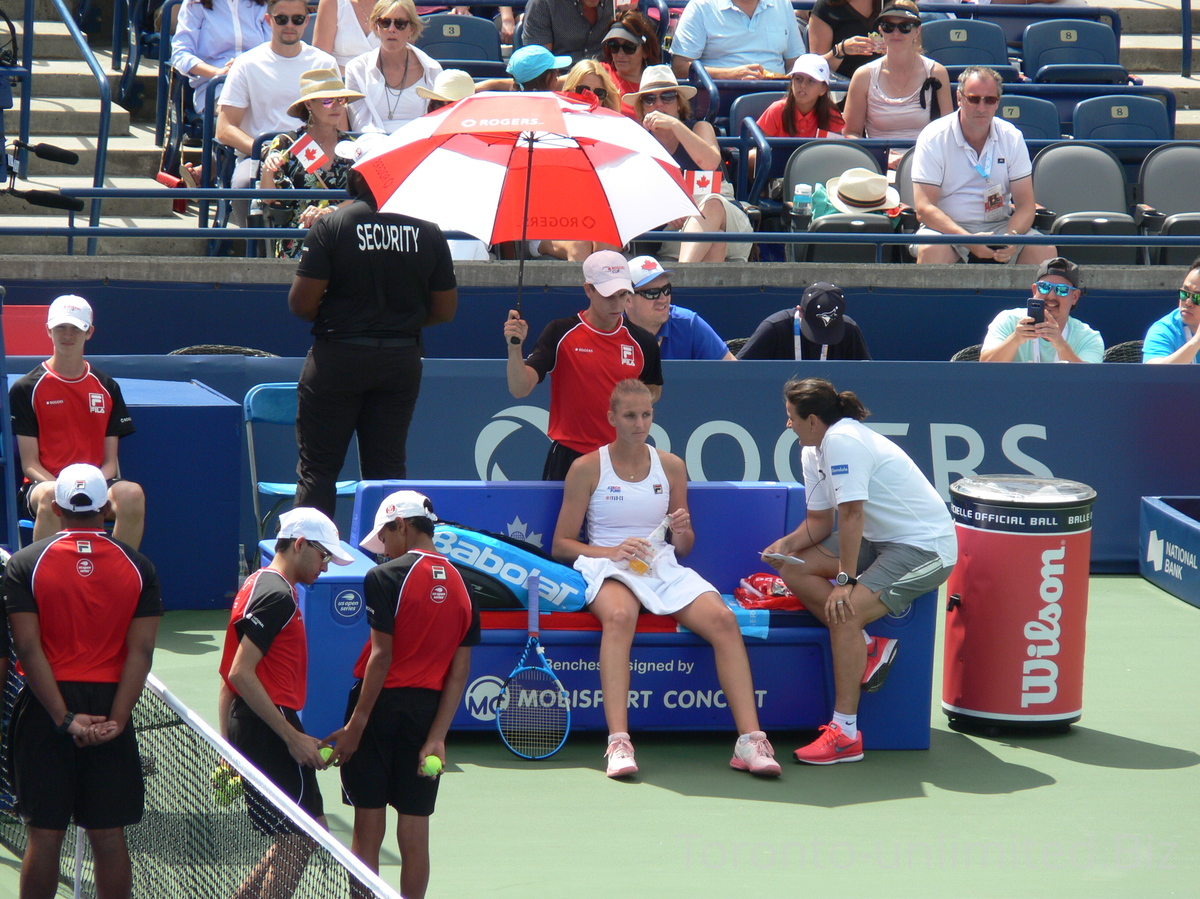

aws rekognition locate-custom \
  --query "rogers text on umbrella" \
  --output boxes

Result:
[356,223,421,252]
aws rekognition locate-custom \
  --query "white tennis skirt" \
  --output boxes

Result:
[573,546,719,616]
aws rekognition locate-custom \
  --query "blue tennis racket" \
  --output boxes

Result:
[495,575,570,759]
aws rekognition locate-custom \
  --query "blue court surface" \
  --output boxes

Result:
[2,575,1196,898]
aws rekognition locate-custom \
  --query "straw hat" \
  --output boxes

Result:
[416,69,477,103]
[620,64,698,105]
[825,168,900,214]
[286,68,364,119]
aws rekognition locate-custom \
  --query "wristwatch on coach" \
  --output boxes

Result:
[57,711,76,734]
[835,572,857,587]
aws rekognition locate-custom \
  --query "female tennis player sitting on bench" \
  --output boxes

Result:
[552,379,781,779]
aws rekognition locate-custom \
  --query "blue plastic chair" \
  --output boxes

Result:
[417,13,502,61]
[1071,95,1171,142]
[244,382,357,538]
[998,95,1063,140]
[727,92,784,138]
[921,19,1021,85]
[1021,19,1129,85]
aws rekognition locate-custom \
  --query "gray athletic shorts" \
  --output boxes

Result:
[912,221,1042,263]
[822,534,953,615]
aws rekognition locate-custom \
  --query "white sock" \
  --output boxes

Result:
[863,630,872,645]
[833,712,857,739]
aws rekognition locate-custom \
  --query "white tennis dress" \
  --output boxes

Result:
[574,446,717,615]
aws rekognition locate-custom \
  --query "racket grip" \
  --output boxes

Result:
[527,574,540,632]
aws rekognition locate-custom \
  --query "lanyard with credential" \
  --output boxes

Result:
[794,309,828,361]
[973,148,993,183]
[1030,318,1070,363]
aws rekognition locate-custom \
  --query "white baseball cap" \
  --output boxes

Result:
[360,490,438,554]
[628,255,674,290]
[55,463,108,512]
[277,507,354,564]
[583,250,633,297]
[789,53,832,85]
[47,295,93,331]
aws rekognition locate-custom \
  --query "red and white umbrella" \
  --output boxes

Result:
[352,91,699,248]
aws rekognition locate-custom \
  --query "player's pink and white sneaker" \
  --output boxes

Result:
[605,732,638,778]
[793,723,864,765]
[862,636,899,693]
[730,731,782,776]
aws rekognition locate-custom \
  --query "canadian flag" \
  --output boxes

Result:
[289,133,329,174]
[683,170,722,196]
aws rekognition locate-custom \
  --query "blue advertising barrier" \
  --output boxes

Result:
[1139,497,1200,610]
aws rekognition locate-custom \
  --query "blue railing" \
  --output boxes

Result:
[1,0,37,177]
[1185,0,1194,78]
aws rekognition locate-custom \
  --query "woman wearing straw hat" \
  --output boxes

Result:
[258,68,362,258]
[623,65,753,264]
[415,68,476,113]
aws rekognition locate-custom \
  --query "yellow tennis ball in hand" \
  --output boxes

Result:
[319,746,334,763]
[422,756,443,777]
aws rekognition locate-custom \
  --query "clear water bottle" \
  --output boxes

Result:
[792,182,813,218]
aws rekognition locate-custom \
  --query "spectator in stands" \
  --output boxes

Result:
[416,68,477,112]
[670,0,805,80]
[624,256,736,360]
[5,464,161,899]
[504,251,663,480]
[563,59,622,112]
[910,66,1057,266]
[507,44,570,91]
[765,377,955,764]
[219,508,352,895]
[737,282,872,360]
[329,490,479,899]
[345,0,443,132]
[217,0,336,224]
[313,0,379,71]
[170,0,270,117]
[599,11,661,112]
[841,1,951,141]
[552,379,781,779]
[980,256,1104,363]
[756,54,846,138]
[624,66,753,264]
[810,0,882,79]
[522,0,616,65]
[10,296,146,548]
[1143,257,1200,364]
[258,69,362,258]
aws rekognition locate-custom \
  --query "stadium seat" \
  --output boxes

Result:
[1102,340,1144,363]
[1021,20,1130,85]
[894,145,915,209]
[800,212,894,264]
[1137,142,1200,266]
[1031,141,1137,265]
[416,13,507,78]
[243,382,358,539]
[727,92,784,138]
[921,19,1021,85]
[998,95,1062,140]
[1072,95,1171,142]
[950,344,982,362]
[688,62,720,125]
[780,140,881,260]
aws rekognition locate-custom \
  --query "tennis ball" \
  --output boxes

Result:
[319,746,334,763]
[211,767,244,807]
[422,756,443,777]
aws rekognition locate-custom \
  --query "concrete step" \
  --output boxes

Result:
[1141,72,1200,110]
[20,124,166,177]
[23,56,159,108]
[12,19,91,61]
[27,96,131,137]
[0,174,178,216]
[1121,35,1200,74]
[1106,0,1200,35]
[0,215,208,256]
[1174,109,1200,139]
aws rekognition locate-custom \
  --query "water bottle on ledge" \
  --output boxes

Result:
[792,182,813,231]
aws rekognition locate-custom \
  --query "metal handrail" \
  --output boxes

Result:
[2,0,37,177]
[1185,0,1194,78]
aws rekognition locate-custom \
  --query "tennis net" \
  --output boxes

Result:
[1,671,399,899]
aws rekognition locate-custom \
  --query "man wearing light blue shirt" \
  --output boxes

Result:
[980,257,1104,363]
[170,0,272,114]
[624,256,735,360]
[1144,258,1200,364]
[670,0,806,80]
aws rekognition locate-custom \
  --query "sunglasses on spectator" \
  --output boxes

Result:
[605,40,640,55]
[1179,289,1200,305]
[635,285,672,300]
[318,97,348,107]
[273,13,308,25]
[642,90,679,106]
[376,17,411,30]
[1035,281,1074,297]
[878,21,916,34]
[580,85,610,102]
[962,93,1000,107]
[311,543,332,564]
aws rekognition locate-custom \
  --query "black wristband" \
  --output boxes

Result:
[57,711,75,734]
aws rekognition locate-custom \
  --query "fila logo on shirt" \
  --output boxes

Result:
[621,345,636,367]
[88,392,106,414]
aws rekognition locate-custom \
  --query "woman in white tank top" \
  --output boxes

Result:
[313,0,379,71]
[552,380,780,779]
[841,0,951,141]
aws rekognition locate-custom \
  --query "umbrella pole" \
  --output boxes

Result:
[510,131,535,345]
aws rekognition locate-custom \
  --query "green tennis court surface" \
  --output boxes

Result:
[4,576,1196,897]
